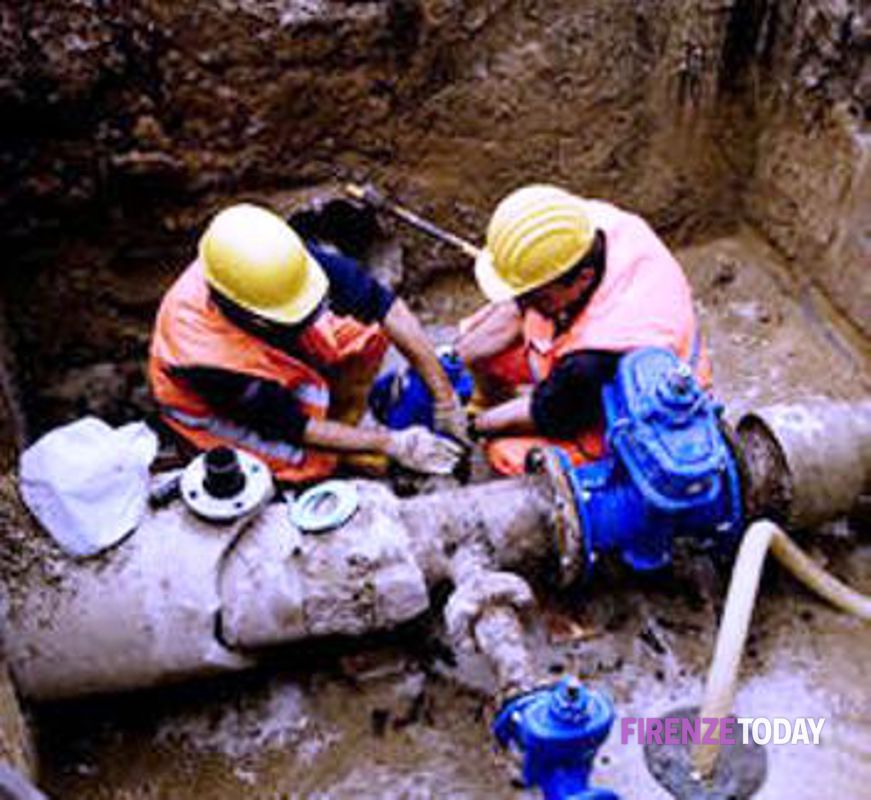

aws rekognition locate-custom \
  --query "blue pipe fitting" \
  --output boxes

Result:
[368,348,475,431]
[540,348,745,584]
[493,677,618,800]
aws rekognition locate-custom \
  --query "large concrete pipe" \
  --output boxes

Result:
[2,383,870,700]
[737,399,871,528]
[1,475,562,700]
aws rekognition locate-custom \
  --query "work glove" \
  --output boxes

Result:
[433,395,473,450]
[385,426,465,475]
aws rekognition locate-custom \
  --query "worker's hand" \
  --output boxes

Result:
[385,426,465,475]
[433,395,472,449]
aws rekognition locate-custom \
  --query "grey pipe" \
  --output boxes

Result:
[4,399,870,701]
[737,399,871,528]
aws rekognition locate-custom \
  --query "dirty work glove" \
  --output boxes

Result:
[385,426,464,475]
[433,396,472,449]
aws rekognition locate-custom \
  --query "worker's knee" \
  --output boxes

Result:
[456,302,523,365]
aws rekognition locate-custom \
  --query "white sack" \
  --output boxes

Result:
[19,417,158,557]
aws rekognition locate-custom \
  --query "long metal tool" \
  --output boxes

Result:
[344,182,481,258]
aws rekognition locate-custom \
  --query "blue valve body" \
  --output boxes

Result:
[368,350,474,430]
[493,678,618,800]
[556,348,745,580]
[373,346,744,579]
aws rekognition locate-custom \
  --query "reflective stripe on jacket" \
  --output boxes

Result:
[149,260,375,483]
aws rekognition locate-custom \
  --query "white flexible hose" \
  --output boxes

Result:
[693,519,871,777]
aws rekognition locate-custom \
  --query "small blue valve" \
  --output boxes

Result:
[492,677,618,800]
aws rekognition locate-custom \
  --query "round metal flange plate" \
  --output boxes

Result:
[180,450,273,522]
[290,480,359,534]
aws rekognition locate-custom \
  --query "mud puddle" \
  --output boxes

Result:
[31,230,871,799]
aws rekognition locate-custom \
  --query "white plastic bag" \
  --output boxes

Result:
[19,417,159,558]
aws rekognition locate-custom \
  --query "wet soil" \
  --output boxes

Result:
[29,230,871,800]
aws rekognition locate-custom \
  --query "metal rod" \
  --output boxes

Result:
[344,182,481,258]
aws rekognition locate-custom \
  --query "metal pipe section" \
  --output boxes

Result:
[399,474,557,583]
[473,606,538,700]
[1,475,556,700]
[737,400,871,528]
[3,398,870,702]
[4,507,254,700]
[443,541,539,700]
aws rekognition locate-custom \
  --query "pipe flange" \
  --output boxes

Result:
[290,480,359,534]
[528,447,586,587]
[181,449,273,522]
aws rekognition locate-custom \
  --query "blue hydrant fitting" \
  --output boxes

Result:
[493,677,618,800]
[368,348,475,431]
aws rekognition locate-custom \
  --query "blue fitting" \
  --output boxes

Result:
[548,348,744,582]
[493,678,618,800]
[368,349,474,431]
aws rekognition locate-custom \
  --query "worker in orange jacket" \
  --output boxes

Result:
[457,185,711,476]
[150,203,467,483]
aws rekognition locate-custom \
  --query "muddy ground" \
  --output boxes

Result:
[23,230,871,800]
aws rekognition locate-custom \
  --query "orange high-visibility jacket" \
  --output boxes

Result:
[150,260,377,483]
[485,200,711,476]
[523,200,712,388]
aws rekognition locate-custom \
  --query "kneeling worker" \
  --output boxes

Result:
[457,184,711,476]
[150,203,467,483]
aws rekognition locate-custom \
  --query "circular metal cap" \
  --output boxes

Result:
[290,480,359,534]
[181,448,273,522]
[644,706,766,800]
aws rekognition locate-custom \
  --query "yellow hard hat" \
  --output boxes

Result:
[474,184,595,302]
[200,203,328,325]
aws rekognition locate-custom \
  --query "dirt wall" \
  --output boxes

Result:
[0,307,24,470]
[742,1,870,339]
[0,1,749,244]
[0,0,867,432]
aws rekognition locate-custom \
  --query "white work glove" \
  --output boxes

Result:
[385,426,464,475]
[433,395,472,449]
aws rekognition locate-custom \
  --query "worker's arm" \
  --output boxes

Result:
[382,298,454,405]
[310,243,456,407]
[170,365,388,453]
[302,418,390,453]
[168,365,460,472]
[474,395,536,435]
[304,417,461,474]
[309,242,397,324]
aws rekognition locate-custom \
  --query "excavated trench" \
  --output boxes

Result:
[0,1,869,798]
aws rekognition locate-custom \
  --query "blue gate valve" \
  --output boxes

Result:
[492,677,619,800]
[536,347,745,585]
